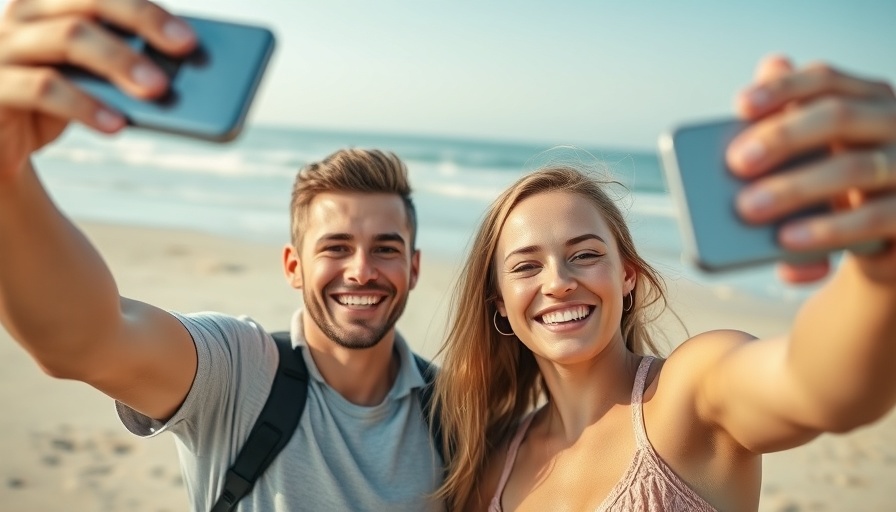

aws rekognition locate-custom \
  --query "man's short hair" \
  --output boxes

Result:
[290,148,417,249]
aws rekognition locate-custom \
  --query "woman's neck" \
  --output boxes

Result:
[535,338,642,441]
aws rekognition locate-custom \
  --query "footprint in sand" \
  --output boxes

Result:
[197,258,245,275]
[6,477,26,489]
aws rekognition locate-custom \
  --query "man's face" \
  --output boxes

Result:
[286,192,419,350]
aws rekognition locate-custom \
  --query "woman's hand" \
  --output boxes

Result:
[726,55,896,283]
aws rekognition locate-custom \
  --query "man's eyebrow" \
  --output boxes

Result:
[315,233,353,244]
[314,233,406,244]
[503,233,606,263]
[374,233,406,244]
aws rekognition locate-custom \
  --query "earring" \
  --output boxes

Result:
[623,291,633,312]
[492,310,515,336]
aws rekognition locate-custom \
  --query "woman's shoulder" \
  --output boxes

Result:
[645,330,757,415]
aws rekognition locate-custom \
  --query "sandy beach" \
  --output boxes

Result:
[1,220,894,511]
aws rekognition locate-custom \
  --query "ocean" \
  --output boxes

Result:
[32,124,817,303]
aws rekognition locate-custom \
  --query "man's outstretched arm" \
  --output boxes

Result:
[0,0,200,420]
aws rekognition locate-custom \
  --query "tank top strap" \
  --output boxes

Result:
[489,410,538,511]
[630,356,655,448]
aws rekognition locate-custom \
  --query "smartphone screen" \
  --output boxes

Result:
[62,16,275,142]
[658,118,884,272]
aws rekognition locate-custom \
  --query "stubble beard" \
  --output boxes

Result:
[304,286,409,350]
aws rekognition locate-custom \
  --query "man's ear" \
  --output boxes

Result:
[409,249,421,290]
[283,244,303,289]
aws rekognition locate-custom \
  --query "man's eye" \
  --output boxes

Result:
[323,246,349,253]
[375,246,400,254]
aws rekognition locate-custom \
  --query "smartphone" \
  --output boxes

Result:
[61,16,275,142]
[658,118,885,272]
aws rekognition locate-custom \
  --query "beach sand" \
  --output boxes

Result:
[1,221,894,511]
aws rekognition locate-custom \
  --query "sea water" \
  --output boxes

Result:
[32,124,818,303]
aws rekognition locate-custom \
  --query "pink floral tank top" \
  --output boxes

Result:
[488,357,718,511]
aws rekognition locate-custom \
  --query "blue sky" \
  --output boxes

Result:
[9,0,896,149]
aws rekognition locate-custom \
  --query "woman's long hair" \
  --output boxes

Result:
[432,165,670,509]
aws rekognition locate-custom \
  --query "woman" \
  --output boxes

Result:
[433,56,896,511]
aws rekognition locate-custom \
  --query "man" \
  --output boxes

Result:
[0,1,442,510]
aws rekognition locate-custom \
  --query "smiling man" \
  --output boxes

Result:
[111,148,444,511]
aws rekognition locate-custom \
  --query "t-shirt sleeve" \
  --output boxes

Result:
[115,311,277,450]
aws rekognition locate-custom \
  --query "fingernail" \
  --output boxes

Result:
[733,139,766,167]
[746,87,772,109]
[95,109,124,130]
[739,187,774,215]
[781,225,813,247]
[163,19,194,43]
[132,63,167,88]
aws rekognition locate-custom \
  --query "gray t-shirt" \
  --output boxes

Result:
[116,311,444,511]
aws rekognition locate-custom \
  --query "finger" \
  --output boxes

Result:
[0,66,126,132]
[737,147,896,223]
[777,194,896,252]
[727,97,896,178]
[736,55,798,120]
[737,62,895,121]
[0,16,168,98]
[6,0,195,55]
[776,260,831,284]
[754,54,794,84]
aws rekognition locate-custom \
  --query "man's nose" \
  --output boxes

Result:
[345,252,378,284]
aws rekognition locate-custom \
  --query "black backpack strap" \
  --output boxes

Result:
[413,354,445,463]
[211,331,309,512]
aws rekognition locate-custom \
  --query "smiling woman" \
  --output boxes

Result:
[433,75,896,508]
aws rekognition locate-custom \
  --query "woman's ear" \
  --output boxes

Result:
[622,261,638,295]
[496,298,507,317]
[283,244,303,289]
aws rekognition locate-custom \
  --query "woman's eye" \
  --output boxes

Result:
[511,263,538,273]
[573,252,600,262]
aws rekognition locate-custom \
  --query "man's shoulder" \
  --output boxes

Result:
[172,311,273,344]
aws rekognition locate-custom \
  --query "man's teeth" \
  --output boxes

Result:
[542,306,589,325]
[337,295,382,306]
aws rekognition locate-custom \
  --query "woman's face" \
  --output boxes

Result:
[494,190,635,365]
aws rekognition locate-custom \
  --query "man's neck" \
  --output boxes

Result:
[301,313,400,406]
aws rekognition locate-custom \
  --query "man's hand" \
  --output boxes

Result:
[0,0,196,177]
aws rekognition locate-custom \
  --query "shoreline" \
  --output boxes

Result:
[0,219,892,511]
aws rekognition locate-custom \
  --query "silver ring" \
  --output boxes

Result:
[873,150,890,187]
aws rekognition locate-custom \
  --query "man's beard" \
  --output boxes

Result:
[303,284,409,350]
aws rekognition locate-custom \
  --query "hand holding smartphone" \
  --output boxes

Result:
[658,118,885,272]
[61,15,275,142]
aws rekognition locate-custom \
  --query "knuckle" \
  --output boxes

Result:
[61,17,92,44]
[4,0,31,20]
[821,97,853,129]
[859,203,887,231]
[32,69,62,100]
[774,174,803,205]
[841,153,868,185]
[766,118,792,148]
[886,106,896,132]
[807,62,840,82]
[132,0,166,25]
[872,80,895,100]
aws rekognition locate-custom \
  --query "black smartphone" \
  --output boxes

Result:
[61,15,276,142]
[658,117,885,272]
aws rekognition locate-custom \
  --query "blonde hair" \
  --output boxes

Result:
[433,165,669,509]
[289,148,417,248]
